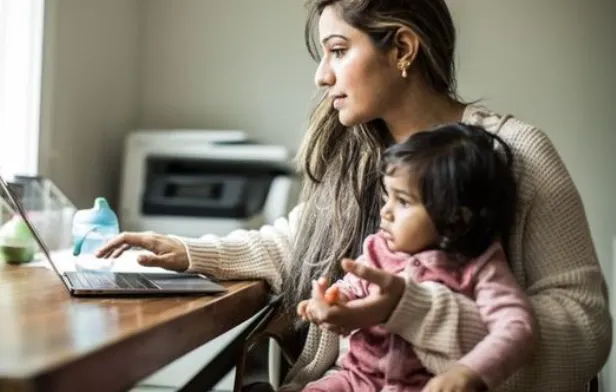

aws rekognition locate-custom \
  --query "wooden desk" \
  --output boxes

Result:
[0,262,268,392]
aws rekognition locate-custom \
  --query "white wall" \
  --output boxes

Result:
[39,0,142,208]
[139,0,316,151]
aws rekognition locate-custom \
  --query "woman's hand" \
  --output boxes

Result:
[306,258,405,333]
[95,231,189,272]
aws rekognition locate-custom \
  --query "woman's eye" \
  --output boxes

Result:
[331,48,346,58]
[398,198,410,207]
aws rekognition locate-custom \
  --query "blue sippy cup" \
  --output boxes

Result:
[72,197,119,272]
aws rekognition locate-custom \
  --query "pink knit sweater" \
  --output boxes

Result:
[177,104,612,391]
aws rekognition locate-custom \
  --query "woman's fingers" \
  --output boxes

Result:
[341,258,398,292]
[107,243,131,259]
[137,253,185,271]
[95,232,190,272]
[96,232,154,258]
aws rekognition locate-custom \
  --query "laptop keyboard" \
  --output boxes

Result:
[64,271,158,290]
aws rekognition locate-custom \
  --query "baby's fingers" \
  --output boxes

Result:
[297,300,309,319]
[306,300,324,325]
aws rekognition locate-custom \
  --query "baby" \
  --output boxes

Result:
[298,123,538,392]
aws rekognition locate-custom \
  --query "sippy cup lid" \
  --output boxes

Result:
[73,197,119,227]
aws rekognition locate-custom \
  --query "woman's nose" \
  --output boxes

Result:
[314,59,335,88]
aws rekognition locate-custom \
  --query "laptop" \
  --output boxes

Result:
[0,174,227,296]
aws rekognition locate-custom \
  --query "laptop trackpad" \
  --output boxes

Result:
[147,273,227,292]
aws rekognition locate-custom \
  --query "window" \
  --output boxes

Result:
[0,0,44,178]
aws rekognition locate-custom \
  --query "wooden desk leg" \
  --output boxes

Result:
[177,295,282,392]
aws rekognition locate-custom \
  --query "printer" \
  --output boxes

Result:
[118,130,300,237]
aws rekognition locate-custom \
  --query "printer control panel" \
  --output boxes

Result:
[142,156,291,219]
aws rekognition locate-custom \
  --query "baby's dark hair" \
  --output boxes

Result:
[381,123,517,261]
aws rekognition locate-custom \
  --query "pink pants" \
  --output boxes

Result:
[302,369,426,392]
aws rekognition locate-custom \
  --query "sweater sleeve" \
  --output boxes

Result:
[457,244,538,390]
[171,204,303,293]
[384,130,612,391]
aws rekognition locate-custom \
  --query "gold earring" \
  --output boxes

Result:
[398,59,410,78]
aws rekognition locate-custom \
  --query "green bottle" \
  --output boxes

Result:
[0,215,36,264]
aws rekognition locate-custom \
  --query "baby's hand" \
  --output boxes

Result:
[421,364,485,392]
[296,299,311,321]
[297,279,349,323]
[325,285,349,305]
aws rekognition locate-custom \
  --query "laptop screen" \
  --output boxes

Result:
[0,174,70,291]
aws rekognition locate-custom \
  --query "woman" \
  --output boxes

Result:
[98,0,611,391]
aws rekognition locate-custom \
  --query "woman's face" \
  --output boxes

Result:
[315,6,403,126]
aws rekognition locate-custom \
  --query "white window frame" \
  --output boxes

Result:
[0,0,45,178]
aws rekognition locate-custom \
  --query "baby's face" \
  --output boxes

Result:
[379,170,438,254]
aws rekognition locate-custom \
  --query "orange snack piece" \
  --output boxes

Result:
[324,285,340,304]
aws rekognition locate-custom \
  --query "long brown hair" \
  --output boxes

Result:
[284,0,460,314]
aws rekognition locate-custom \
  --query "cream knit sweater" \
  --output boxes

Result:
[179,104,612,392]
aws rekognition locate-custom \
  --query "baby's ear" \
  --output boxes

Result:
[460,206,473,223]
[448,206,474,225]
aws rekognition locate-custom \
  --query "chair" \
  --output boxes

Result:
[177,294,299,392]
[587,375,599,392]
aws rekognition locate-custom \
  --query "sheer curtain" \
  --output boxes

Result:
[0,0,44,178]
